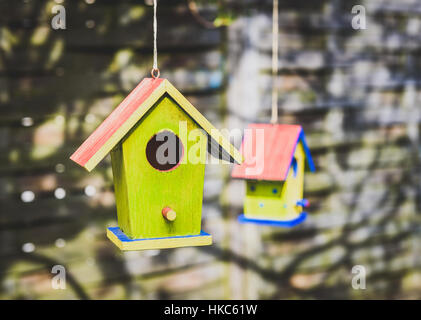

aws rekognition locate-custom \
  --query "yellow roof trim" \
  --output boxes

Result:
[163,79,243,164]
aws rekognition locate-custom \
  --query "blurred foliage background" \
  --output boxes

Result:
[1,0,421,299]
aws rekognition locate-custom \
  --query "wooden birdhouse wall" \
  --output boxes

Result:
[244,142,306,221]
[110,95,208,239]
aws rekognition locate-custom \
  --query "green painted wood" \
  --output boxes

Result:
[111,145,131,236]
[112,94,207,239]
[244,143,305,221]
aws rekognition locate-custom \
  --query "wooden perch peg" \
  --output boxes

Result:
[296,199,309,208]
[162,207,176,221]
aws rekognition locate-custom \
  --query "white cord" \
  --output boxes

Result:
[151,0,159,78]
[270,0,279,124]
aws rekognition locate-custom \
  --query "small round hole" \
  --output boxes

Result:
[146,130,184,172]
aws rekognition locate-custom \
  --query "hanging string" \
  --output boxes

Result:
[270,0,279,124]
[151,0,160,78]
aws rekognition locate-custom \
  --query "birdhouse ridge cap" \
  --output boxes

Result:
[70,77,242,171]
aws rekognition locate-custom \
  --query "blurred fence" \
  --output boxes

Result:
[0,0,421,299]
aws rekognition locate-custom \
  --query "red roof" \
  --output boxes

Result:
[231,123,314,181]
[71,78,164,169]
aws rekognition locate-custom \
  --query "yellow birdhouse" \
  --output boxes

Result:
[232,124,315,227]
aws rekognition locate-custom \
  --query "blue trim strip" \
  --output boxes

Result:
[108,227,210,243]
[238,212,307,228]
[298,130,315,172]
[281,128,315,180]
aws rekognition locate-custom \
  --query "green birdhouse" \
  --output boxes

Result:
[71,78,242,250]
[231,124,315,227]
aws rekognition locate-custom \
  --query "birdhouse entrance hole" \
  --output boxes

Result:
[146,130,184,171]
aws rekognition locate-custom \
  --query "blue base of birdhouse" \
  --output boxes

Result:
[238,212,307,228]
[107,227,213,251]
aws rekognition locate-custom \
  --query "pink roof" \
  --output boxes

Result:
[231,123,314,181]
[70,78,164,168]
